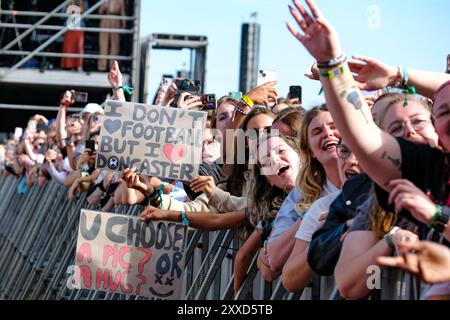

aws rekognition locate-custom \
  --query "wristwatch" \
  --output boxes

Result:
[433,206,450,233]
[384,226,400,249]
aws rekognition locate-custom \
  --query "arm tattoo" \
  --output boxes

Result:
[381,151,401,169]
[346,91,369,124]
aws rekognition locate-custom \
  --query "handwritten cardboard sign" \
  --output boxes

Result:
[97,100,207,181]
[74,209,188,299]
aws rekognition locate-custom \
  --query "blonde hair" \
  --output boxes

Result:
[370,198,397,239]
[296,104,329,213]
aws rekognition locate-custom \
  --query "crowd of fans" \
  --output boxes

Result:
[1,0,450,300]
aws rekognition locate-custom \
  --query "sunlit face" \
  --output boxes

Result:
[258,136,300,191]
[66,116,82,136]
[433,86,450,152]
[336,142,362,184]
[215,102,235,140]
[381,100,438,146]
[307,111,340,166]
[246,113,274,131]
[246,113,274,162]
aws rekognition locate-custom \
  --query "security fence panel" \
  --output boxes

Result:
[0,176,422,301]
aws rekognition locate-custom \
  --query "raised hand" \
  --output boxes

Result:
[364,95,378,109]
[45,149,58,164]
[246,81,279,108]
[388,179,436,225]
[286,0,342,62]
[162,82,178,106]
[33,114,48,124]
[190,176,216,198]
[78,149,92,165]
[177,93,203,110]
[348,55,398,91]
[60,90,74,107]
[108,60,123,88]
[377,241,450,284]
[122,167,152,194]
[305,62,320,80]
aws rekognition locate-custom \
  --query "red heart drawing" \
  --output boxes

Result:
[163,144,186,162]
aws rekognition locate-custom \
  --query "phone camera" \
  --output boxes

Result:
[180,80,189,90]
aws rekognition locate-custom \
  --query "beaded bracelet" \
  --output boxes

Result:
[234,106,249,116]
[317,53,346,69]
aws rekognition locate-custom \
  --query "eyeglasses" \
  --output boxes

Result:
[336,144,352,160]
[387,117,431,136]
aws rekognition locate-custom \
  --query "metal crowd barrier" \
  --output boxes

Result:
[0,175,423,300]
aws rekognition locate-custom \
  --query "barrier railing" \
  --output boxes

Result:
[0,175,424,300]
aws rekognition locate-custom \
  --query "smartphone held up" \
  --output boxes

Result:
[200,94,217,110]
[257,69,278,107]
[289,85,302,105]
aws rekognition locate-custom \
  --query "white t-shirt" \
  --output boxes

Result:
[268,179,339,243]
[295,190,341,242]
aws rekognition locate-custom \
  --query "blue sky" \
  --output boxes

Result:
[140,0,450,108]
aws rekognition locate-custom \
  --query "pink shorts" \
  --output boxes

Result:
[424,281,450,299]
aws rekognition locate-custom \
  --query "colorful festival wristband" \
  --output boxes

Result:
[428,205,443,228]
[112,86,134,95]
[319,63,348,79]
[181,211,190,226]
[401,67,409,87]
[317,54,346,69]
[241,95,254,108]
